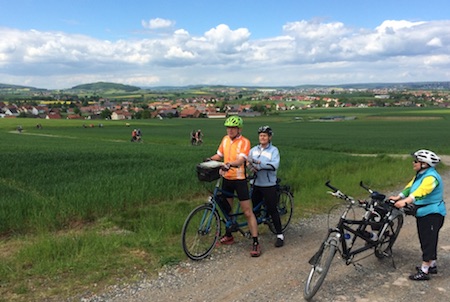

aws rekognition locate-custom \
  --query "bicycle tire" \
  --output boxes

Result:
[304,237,337,301]
[268,189,294,234]
[181,204,221,260]
[374,214,404,258]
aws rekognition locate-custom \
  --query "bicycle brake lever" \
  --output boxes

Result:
[387,199,396,205]
[329,190,344,199]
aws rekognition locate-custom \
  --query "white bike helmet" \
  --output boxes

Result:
[412,149,441,167]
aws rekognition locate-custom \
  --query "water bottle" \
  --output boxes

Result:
[344,233,353,248]
[362,230,378,241]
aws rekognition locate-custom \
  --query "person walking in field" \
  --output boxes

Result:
[206,116,261,257]
[248,125,284,248]
[389,149,446,281]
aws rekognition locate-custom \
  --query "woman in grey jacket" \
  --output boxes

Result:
[248,126,284,247]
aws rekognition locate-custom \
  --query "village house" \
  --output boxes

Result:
[111,111,132,120]
[46,112,62,119]
[180,108,201,118]
[3,106,20,117]
[67,114,83,119]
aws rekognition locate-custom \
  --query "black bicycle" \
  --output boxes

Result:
[304,181,405,301]
[181,160,294,260]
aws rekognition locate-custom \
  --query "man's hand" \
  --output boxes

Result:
[221,162,231,171]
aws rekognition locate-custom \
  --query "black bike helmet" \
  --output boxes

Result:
[258,125,273,136]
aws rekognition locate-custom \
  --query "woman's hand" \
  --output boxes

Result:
[394,200,407,209]
[388,195,401,202]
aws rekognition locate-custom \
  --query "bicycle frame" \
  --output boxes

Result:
[209,176,271,236]
[326,204,394,263]
[182,162,294,260]
[304,181,404,300]
[323,181,404,263]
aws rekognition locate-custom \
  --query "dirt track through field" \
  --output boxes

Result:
[84,155,450,302]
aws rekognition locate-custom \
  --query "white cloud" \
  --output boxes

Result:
[141,18,175,30]
[164,46,195,60]
[427,37,442,47]
[0,18,449,89]
[203,24,250,47]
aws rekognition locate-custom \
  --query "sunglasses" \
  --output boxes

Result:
[413,160,420,164]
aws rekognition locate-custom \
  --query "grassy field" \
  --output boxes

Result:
[1,106,450,301]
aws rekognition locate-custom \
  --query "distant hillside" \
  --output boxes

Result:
[332,81,450,90]
[0,83,46,91]
[1,81,450,94]
[70,82,141,92]
[148,81,450,91]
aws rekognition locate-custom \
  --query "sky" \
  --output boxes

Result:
[1,0,450,89]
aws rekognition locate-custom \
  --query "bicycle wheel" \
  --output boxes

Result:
[375,214,404,258]
[304,237,338,301]
[268,189,294,234]
[181,204,221,260]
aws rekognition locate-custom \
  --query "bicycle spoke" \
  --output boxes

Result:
[268,189,293,234]
[304,238,337,301]
[375,215,403,258]
[181,205,220,260]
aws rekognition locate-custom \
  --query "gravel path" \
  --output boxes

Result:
[73,158,450,302]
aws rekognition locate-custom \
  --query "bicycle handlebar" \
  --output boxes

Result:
[359,181,398,206]
[359,181,374,194]
[325,181,354,203]
[327,180,400,210]
[248,158,276,172]
[325,180,339,192]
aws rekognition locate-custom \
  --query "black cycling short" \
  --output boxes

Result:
[222,178,250,201]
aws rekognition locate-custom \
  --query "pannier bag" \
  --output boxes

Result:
[196,161,222,182]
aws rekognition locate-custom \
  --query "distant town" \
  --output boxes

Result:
[1,82,450,120]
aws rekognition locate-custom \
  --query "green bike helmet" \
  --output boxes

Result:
[224,116,243,128]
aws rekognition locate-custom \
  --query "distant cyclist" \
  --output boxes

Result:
[249,125,284,247]
[195,129,203,145]
[131,129,137,142]
[190,130,196,145]
[136,129,142,142]
[206,116,261,257]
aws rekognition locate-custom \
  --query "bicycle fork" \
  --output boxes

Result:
[308,232,338,265]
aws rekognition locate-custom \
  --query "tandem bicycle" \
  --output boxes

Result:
[304,180,407,301]
[181,160,294,260]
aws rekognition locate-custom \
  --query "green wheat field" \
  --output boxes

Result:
[1,106,450,301]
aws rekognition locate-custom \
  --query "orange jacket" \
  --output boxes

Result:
[217,135,250,180]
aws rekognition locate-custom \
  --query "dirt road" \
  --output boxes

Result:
[91,157,450,302]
